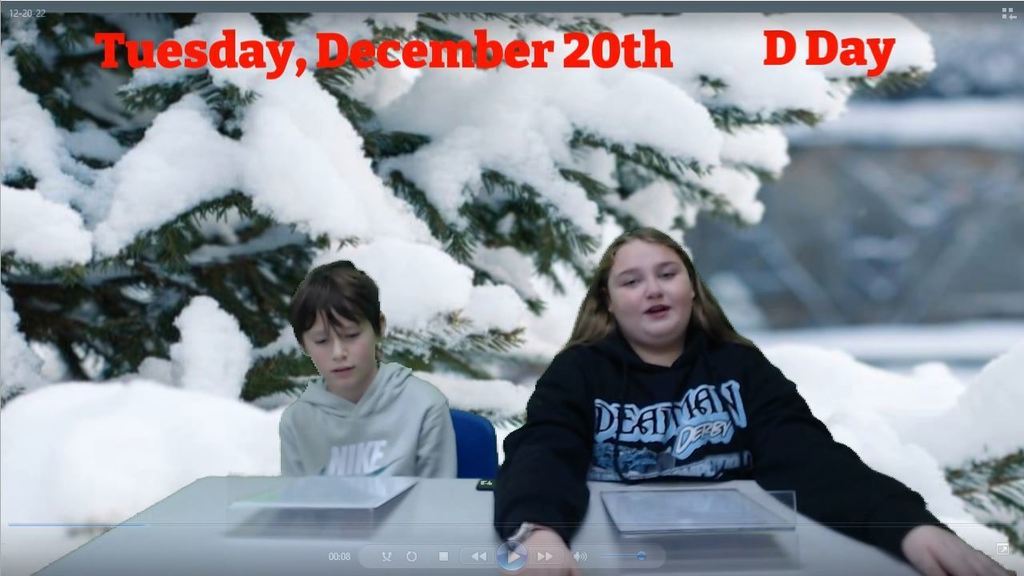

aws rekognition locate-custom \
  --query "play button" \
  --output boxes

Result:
[497,541,528,571]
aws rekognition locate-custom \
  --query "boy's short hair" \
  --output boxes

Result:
[289,260,383,346]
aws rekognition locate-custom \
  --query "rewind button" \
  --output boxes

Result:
[460,548,491,565]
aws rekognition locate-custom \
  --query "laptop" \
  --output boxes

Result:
[601,488,795,535]
[230,476,418,510]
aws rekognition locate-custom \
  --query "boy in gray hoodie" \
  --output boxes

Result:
[279,260,457,477]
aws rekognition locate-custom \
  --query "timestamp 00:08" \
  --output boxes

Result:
[328,552,353,561]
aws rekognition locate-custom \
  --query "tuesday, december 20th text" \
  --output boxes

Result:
[95,28,896,79]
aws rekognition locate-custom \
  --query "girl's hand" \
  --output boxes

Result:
[902,525,1013,576]
[499,526,581,576]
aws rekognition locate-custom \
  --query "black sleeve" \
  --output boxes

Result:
[744,349,947,563]
[494,349,595,546]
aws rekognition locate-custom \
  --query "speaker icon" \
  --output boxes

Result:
[572,550,588,563]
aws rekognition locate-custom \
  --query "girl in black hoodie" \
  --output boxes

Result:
[495,227,1009,576]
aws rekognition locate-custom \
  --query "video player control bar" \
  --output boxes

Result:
[359,544,665,569]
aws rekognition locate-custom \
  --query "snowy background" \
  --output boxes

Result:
[2,10,1022,576]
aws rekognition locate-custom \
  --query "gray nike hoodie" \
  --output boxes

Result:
[279,362,457,477]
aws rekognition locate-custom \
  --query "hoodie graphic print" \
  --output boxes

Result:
[495,326,946,564]
[279,362,457,478]
[585,328,753,482]
[589,380,751,481]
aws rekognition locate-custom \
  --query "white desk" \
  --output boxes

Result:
[36,477,917,575]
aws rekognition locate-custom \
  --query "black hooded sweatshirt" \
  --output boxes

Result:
[494,325,945,564]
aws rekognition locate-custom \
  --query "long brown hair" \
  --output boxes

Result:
[564,227,754,350]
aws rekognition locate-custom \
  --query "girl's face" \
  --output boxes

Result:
[302,310,382,402]
[606,240,695,358]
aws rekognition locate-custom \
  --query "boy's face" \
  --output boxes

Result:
[301,310,381,401]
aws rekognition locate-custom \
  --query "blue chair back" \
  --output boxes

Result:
[450,409,498,479]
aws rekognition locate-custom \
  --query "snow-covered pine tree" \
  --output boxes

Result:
[0,12,934,411]
[947,449,1024,555]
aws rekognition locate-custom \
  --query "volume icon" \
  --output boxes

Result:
[572,551,588,563]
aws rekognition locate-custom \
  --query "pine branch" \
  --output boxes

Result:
[3,273,162,378]
[5,230,314,381]
[947,450,1024,553]
[418,12,607,37]
[423,347,493,381]
[6,14,144,129]
[366,18,416,41]
[386,171,477,263]
[472,269,547,315]
[116,191,272,271]
[191,244,310,346]
[120,73,209,113]
[556,18,612,35]
[477,170,598,261]
[413,16,470,42]
[420,12,552,30]
[36,13,107,53]
[558,168,614,205]
[1,254,89,285]
[384,312,524,370]
[710,106,823,131]
[253,13,309,41]
[1,386,27,408]
[843,67,931,96]
[698,74,729,97]
[2,168,39,190]
[570,129,708,184]
[120,73,257,138]
[204,83,259,139]
[559,167,647,231]
[313,67,376,128]
[242,351,313,400]
[313,63,370,92]
[7,44,91,129]
[460,170,599,290]
[166,14,198,28]
[681,179,752,225]
[731,163,781,183]
[390,165,591,305]
[5,188,315,381]
[698,71,924,130]
[364,131,431,161]
[337,93,377,128]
